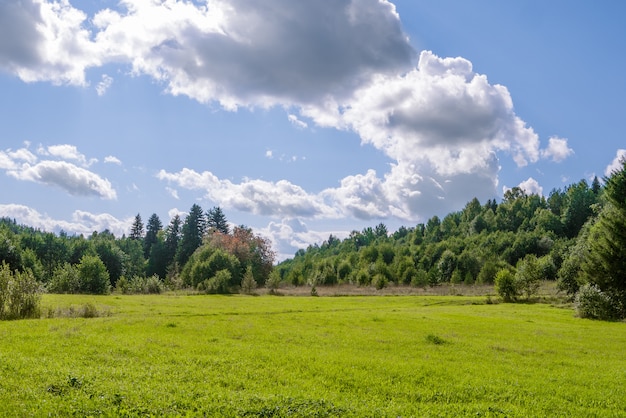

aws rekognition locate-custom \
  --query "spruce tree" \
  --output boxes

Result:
[129,213,144,240]
[165,215,182,267]
[144,213,163,258]
[207,206,229,234]
[582,158,626,317]
[177,204,207,266]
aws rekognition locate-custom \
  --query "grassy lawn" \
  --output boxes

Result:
[0,293,624,417]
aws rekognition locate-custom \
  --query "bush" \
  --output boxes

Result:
[575,284,619,320]
[241,266,257,294]
[372,273,388,290]
[78,255,110,295]
[495,269,518,302]
[200,269,231,294]
[48,263,81,294]
[410,269,428,288]
[0,262,41,320]
[265,270,282,294]
[117,275,164,294]
[515,255,542,300]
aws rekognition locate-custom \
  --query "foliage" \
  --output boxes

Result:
[515,254,542,300]
[575,284,619,320]
[48,263,81,293]
[116,275,164,294]
[0,262,41,320]
[207,206,229,234]
[77,255,111,295]
[265,270,282,294]
[494,269,518,302]
[580,158,626,317]
[199,269,231,294]
[241,265,257,294]
[143,213,163,259]
[177,204,207,266]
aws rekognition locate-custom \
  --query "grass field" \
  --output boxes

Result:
[0,291,624,417]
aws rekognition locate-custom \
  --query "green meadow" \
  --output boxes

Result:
[0,293,624,417]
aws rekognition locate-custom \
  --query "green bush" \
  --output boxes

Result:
[200,269,231,294]
[48,263,81,294]
[117,275,164,294]
[78,255,110,295]
[575,284,619,320]
[241,266,257,294]
[494,269,518,302]
[372,273,388,290]
[0,262,41,320]
[410,269,428,288]
[515,255,542,300]
[265,270,282,294]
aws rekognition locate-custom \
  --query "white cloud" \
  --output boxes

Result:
[605,149,626,177]
[46,144,95,166]
[165,187,179,200]
[517,177,543,196]
[0,204,130,237]
[104,155,122,165]
[265,150,273,159]
[2,1,570,227]
[157,168,338,218]
[1,144,115,199]
[96,74,113,95]
[541,136,574,162]
[8,160,116,199]
[288,114,307,129]
[262,218,349,261]
[0,0,101,85]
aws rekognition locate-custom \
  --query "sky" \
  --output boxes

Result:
[0,0,625,261]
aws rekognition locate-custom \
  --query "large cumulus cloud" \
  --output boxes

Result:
[0,0,577,256]
[1,144,116,199]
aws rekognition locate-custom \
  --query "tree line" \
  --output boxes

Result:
[1,160,625,320]
[275,160,626,320]
[0,204,274,300]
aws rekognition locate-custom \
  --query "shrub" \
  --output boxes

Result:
[118,275,164,294]
[0,262,41,320]
[241,266,257,294]
[372,273,388,290]
[201,269,231,294]
[78,255,110,295]
[575,284,619,320]
[495,269,518,302]
[265,270,282,294]
[515,255,542,300]
[48,263,81,294]
[410,269,428,288]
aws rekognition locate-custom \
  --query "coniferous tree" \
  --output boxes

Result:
[129,214,144,240]
[165,215,182,267]
[177,204,206,266]
[207,206,229,234]
[144,213,163,258]
[581,158,626,317]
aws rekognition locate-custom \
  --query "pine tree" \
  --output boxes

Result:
[177,204,206,266]
[129,213,144,240]
[164,215,182,267]
[207,206,229,234]
[144,213,163,259]
[582,157,626,317]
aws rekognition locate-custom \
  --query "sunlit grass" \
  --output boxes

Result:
[0,293,624,416]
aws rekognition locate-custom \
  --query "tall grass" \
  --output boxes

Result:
[0,294,623,416]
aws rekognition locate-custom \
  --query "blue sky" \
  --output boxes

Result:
[1,0,624,260]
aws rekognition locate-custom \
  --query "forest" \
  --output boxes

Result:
[1,159,625,320]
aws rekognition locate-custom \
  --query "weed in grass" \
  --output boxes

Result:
[425,333,447,345]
